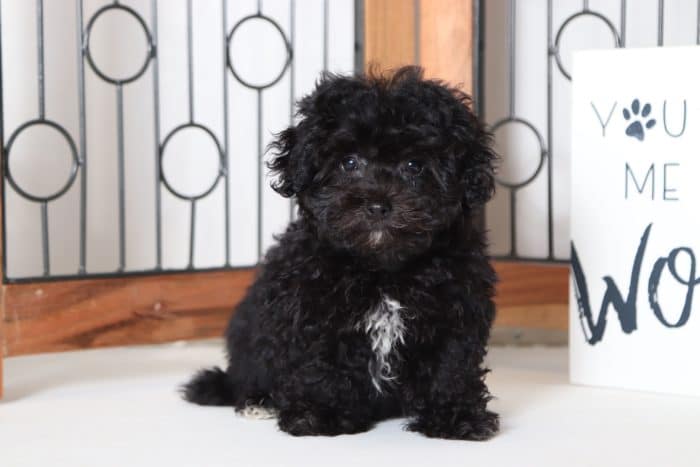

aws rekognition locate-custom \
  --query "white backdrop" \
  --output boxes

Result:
[2,0,355,278]
[483,0,700,259]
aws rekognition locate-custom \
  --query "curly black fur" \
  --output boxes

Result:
[183,66,499,440]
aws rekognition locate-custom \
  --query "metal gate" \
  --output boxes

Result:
[1,0,359,283]
[481,0,700,263]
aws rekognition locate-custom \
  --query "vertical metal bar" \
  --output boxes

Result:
[36,0,45,119]
[187,0,194,123]
[116,84,126,271]
[257,0,262,15]
[509,190,517,257]
[323,0,329,71]
[222,0,231,265]
[189,200,196,269]
[40,202,49,276]
[151,0,162,269]
[473,0,487,233]
[0,2,6,280]
[289,0,296,222]
[658,0,664,46]
[582,0,589,11]
[472,0,484,113]
[546,0,554,260]
[353,0,365,73]
[620,0,627,46]
[507,0,516,117]
[413,0,420,65]
[257,90,263,261]
[77,0,87,274]
[697,0,700,45]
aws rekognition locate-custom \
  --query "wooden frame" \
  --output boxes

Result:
[0,270,256,398]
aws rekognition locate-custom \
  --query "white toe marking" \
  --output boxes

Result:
[364,295,406,393]
[238,405,277,420]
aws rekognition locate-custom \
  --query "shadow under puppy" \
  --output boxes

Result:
[183,66,499,440]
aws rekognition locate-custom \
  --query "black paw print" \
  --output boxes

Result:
[623,99,656,141]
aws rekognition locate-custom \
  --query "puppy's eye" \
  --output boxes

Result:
[341,155,359,172]
[405,160,423,175]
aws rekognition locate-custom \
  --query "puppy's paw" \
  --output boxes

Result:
[407,409,499,441]
[277,409,372,437]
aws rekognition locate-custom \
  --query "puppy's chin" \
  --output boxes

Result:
[354,228,433,271]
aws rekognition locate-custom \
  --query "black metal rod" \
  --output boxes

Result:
[189,200,196,268]
[353,0,365,73]
[36,0,46,119]
[583,0,589,11]
[152,0,162,269]
[697,0,700,44]
[658,0,665,46]
[509,189,517,257]
[546,0,554,260]
[5,263,261,285]
[223,0,231,265]
[508,0,516,117]
[77,0,88,274]
[323,0,329,71]
[41,201,49,275]
[620,0,627,46]
[187,0,195,124]
[116,84,126,271]
[257,89,263,261]
[0,3,6,280]
[289,0,296,222]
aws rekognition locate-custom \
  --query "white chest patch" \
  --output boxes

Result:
[363,295,406,392]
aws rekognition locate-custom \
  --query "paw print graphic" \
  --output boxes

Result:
[622,99,656,141]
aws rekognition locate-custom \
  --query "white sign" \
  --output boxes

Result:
[570,46,700,397]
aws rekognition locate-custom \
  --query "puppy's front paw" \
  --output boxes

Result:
[407,409,499,441]
[278,409,372,437]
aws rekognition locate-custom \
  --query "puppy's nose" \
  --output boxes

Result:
[366,201,391,219]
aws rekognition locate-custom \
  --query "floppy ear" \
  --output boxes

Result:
[461,121,497,209]
[267,125,315,198]
[443,88,496,209]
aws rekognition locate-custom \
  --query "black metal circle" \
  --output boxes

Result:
[4,119,80,203]
[227,14,293,90]
[84,3,154,86]
[553,10,621,81]
[160,123,225,201]
[490,117,547,190]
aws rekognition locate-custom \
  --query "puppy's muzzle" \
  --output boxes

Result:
[366,201,392,220]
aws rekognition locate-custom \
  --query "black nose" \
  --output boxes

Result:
[366,202,391,218]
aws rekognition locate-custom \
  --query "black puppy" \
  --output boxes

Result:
[183,66,499,440]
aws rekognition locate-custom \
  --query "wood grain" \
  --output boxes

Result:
[419,0,473,91]
[2,269,255,357]
[492,262,570,331]
[363,0,416,70]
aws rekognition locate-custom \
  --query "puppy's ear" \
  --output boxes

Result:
[444,89,496,209]
[461,120,497,209]
[267,125,314,198]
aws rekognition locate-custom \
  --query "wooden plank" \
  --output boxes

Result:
[2,269,255,357]
[418,0,473,91]
[492,262,570,331]
[363,0,416,70]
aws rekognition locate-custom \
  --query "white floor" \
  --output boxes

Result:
[2,342,699,467]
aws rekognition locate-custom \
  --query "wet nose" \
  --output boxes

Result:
[366,201,391,219]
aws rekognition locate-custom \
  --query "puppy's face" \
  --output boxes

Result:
[269,67,495,269]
